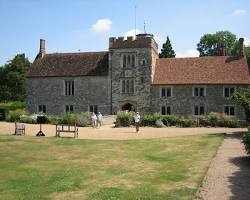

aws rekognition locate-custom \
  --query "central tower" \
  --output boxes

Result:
[109,34,158,114]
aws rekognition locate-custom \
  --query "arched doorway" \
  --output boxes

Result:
[122,103,135,112]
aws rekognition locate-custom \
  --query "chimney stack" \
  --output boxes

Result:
[239,38,244,57]
[39,39,46,58]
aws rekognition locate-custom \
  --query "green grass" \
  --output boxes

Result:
[0,134,224,200]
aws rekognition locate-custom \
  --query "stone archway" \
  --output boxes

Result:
[121,103,135,112]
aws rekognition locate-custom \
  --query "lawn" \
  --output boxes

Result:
[0,134,224,200]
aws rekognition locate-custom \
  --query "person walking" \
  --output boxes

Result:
[134,112,141,133]
[91,112,97,128]
[97,112,103,128]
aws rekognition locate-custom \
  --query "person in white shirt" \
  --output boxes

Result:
[97,112,103,128]
[134,112,141,133]
[91,112,97,128]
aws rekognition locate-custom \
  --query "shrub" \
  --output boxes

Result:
[116,111,134,127]
[59,113,77,125]
[76,112,92,127]
[161,115,181,126]
[20,114,36,124]
[46,115,59,124]
[242,131,250,155]
[179,118,196,127]
[0,101,25,111]
[207,112,221,127]
[141,114,159,126]
[6,110,25,122]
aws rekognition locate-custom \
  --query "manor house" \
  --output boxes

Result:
[26,34,250,119]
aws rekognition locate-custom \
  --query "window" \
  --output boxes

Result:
[65,80,74,96]
[89,105,98,114]
[224,87,235,97]
[122,54,136,68]
[38,105,46,113]
[160,87,172,97]
[65,105,74,113]
[194,105,205,115]
[121,79,135,93]
[193,87,205,97]
[224,105,235,116]
[161,106,171,115]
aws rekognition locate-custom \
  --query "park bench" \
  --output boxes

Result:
[55,124,78,138]
[14,122,25,135]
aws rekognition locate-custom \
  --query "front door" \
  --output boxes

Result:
[122,103,135,112]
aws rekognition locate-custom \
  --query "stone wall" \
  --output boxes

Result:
[26,76,111,115]
[151,84,249,119]
[109,35,158,114]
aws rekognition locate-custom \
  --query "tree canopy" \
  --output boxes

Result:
[159,36,176,58]
[197,31,238,56]
[0,54,31,101]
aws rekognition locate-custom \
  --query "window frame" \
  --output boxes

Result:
[160,86,173,97]
[223,86,236,97]
[65,105,74,113]
[193,105,206,116]
[120,79,135,94]
[64,80,75,96]
[193,86,206,97]
[161,105,172,115]
[223,105,235,116]
[38,105,46,113]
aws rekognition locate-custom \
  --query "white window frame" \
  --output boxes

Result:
[223,105,235,116]
[223,86,236,97]
[193,105,206,116]
[192,86,206,97]
[65,105,74,113]
[160,86,173,97]
[160,105,172,115]
[64,80,75,96]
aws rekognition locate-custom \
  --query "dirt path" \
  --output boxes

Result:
[196,132,250,200]
[0,121,247,140]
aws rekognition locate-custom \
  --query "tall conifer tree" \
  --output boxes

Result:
[159,36,176,58]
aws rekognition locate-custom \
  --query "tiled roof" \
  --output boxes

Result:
[27,52,109,77]
[153,56,250,85]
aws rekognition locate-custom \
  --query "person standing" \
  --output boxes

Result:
[97,112,103,128]
[134,112,141,133]
[91,112,97,128]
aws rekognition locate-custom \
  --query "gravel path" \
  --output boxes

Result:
[0,122,247,140]
[196,132,250,200]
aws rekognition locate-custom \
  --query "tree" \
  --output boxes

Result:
[0,54,31,101]
[245,46,250,67]
[197,31,237,56]
[230,89,250,122]
[159,36,176,58]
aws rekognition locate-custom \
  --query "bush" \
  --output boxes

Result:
[243,131,250,155]
[116,111,134,127]
[59,113,77,125]
[141,114,160,126]
[46,115,59,124]
[76,112,92,127]
[6,110,25,122]
[0,101,25,111]
[19,114,36,124]
[161,115,181,126]
[207,112,221,127]
[179,118,196,127]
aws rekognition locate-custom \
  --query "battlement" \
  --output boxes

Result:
[109,34,158,51]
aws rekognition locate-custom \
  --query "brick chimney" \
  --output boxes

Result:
[239,38,244,57]
[39,39,46,58]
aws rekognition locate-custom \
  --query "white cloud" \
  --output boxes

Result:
[244,37,250,46]
[124,29,141,38]
[176,49,199,58]
[91,19,112,33]
[233,9,247,16]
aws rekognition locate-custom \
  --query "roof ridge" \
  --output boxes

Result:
[46,51,108,56]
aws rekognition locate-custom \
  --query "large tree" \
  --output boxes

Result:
[197,31,237,56]
[159,36,176,58]
[0,54,31,101]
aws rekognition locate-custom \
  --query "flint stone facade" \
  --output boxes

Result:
[26,34,250,119]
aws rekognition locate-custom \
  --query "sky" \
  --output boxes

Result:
[0,0,249,65]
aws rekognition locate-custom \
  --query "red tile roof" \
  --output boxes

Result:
[27,52,108,77]
[153,56,250,85]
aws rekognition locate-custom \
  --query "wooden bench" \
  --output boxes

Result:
[55,124,78,138]
[14,122,25,135]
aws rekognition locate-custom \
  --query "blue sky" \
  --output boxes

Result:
[0,0,249,65]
